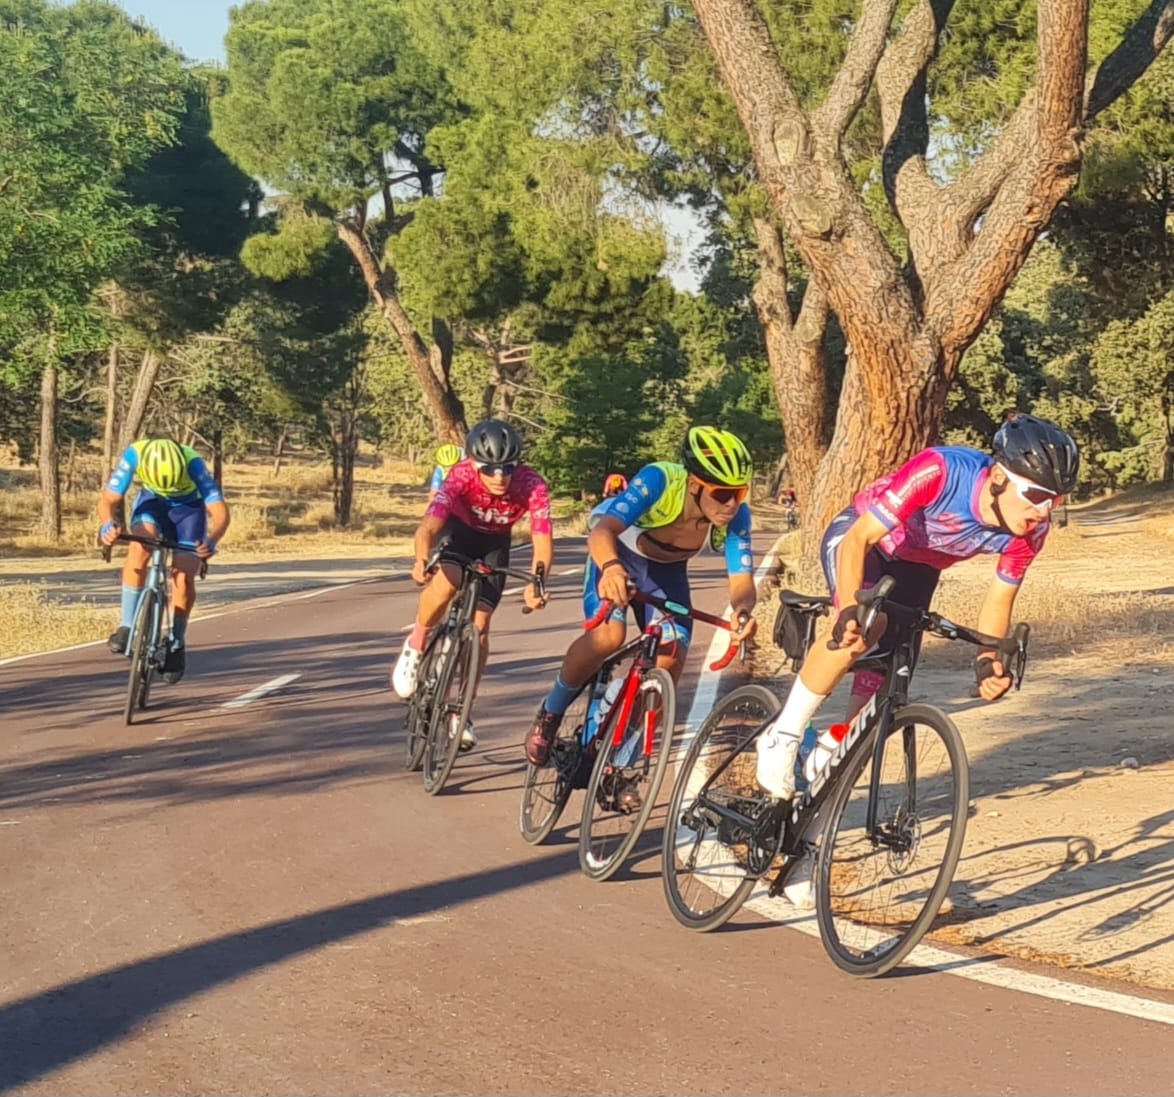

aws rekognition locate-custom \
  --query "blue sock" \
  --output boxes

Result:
[120,586,142,628]
[171,612,189,646]
[544,673,579,717]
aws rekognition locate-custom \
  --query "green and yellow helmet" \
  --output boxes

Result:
[139,438,186,495]
[435,443,464,470]
[681,426,752,487]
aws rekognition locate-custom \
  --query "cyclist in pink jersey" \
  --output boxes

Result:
[756,414,1079,907]
[391,419,552,748]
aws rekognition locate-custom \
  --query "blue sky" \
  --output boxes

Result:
[120,0,229,63]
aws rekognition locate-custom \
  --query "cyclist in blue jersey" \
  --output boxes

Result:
[98,438,230,685]
[427,443,465,504]
[756,413,1079,907]
[525,426,759,768]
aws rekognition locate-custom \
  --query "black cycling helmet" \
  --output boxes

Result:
[465,418,523,464]
[992,413,1080,495]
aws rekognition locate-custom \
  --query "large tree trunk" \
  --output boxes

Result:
[38,365,60,541]
[117,349,164,451]
[102,339,118,477]
[336,221,467,444]
[692,0,1172,553]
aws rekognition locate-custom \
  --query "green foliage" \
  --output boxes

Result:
[0,0,188,359]
[242,212,338,281]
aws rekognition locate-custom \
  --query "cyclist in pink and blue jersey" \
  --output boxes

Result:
[98,438,230,685]
[756,414,1079,906]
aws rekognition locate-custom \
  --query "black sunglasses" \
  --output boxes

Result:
[476,461,517,477]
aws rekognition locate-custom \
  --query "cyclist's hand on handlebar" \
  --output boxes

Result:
[596,560,631,608]
[827,604,882,654]
[975,655,1013,702]
[195,538,217,560]
[99,521,123,547]
[411,557,430,585]
[523,581,547,612]
[729,611,757,645]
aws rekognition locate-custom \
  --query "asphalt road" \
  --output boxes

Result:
[2,542,1173,1095]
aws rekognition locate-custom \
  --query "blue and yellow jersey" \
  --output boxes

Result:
[106,441,224,506]
[593,461,754,575]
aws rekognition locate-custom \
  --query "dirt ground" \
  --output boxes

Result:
[754,487,1174,991]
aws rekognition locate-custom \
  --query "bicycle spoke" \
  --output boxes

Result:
[519,683,592,845]
[662,684,780,930]
[579,667,676,881]
[816,704,968,977]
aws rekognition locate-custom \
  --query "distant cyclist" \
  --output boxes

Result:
[525,426,758,772]
[778,486,799,529]
[755,413,1079,907]
[428,443,465,503]
[601,472,628,499]
[391,419,552,750]
[98,438,230,685]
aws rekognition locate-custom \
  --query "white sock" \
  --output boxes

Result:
[756,678,829,799]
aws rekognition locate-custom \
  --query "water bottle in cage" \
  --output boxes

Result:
[803,722,850,783]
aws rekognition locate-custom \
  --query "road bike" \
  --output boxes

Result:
[662,575,1030,976]
[519,591,743,882]
[402,542,546,796]
[102,532,204,725]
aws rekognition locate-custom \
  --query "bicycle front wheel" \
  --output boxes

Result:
[123,588,158,725]
[579,667,676,882]
[403,642,439,772]
[815,703,969,977]
[519,677,594,845]
[422,624,481,796]
[662,683,781,931]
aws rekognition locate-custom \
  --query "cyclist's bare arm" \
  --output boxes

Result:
[587,514,632,607]
[525,530,554,610]
[831,511,890,652]
[97,489,126,544]
[974,576,1018,700]
[200,499,231,557]
[412,514,447,584]
[728,571,757,643]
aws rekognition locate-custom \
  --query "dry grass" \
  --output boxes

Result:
[0,583,110,660]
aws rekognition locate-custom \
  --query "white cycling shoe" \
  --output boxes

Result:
[755,729,800,800]
[781,851,816,910]
[391,643,422,698]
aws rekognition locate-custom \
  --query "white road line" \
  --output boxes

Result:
[222,673,301,709]
[682,544,1174,1025]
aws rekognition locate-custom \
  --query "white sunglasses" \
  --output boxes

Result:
[999,465,1058,509]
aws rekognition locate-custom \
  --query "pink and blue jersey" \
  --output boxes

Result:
[855,446,1047,584]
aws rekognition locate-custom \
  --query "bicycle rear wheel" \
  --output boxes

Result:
[422,623,481,796]
[123,588,159,725]
[403,641,440,772]
[579,667,676,881]
[815,703,969,977]
[662,683,781,930]
[519,676,595,845]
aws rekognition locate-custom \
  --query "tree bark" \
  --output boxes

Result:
[118,349,163,451]
[335,220,467,444]
[102,339,118,478]
[38,365,61,541]
[691,0,1172,546]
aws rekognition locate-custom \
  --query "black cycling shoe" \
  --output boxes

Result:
[162,644,186,685]
[107,626,130,654]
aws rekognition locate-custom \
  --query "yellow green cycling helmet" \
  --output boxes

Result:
[681,426,752,487]
[435,443,464,470]
[139,438,186,494]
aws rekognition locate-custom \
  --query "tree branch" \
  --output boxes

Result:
[1086,0,1174,117]
[812,0,900,152]
[875,0,955,240]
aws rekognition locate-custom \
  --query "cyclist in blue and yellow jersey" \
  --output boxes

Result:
[524,426,759,767]
[427,443,465,504]
[98,438,230,685]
